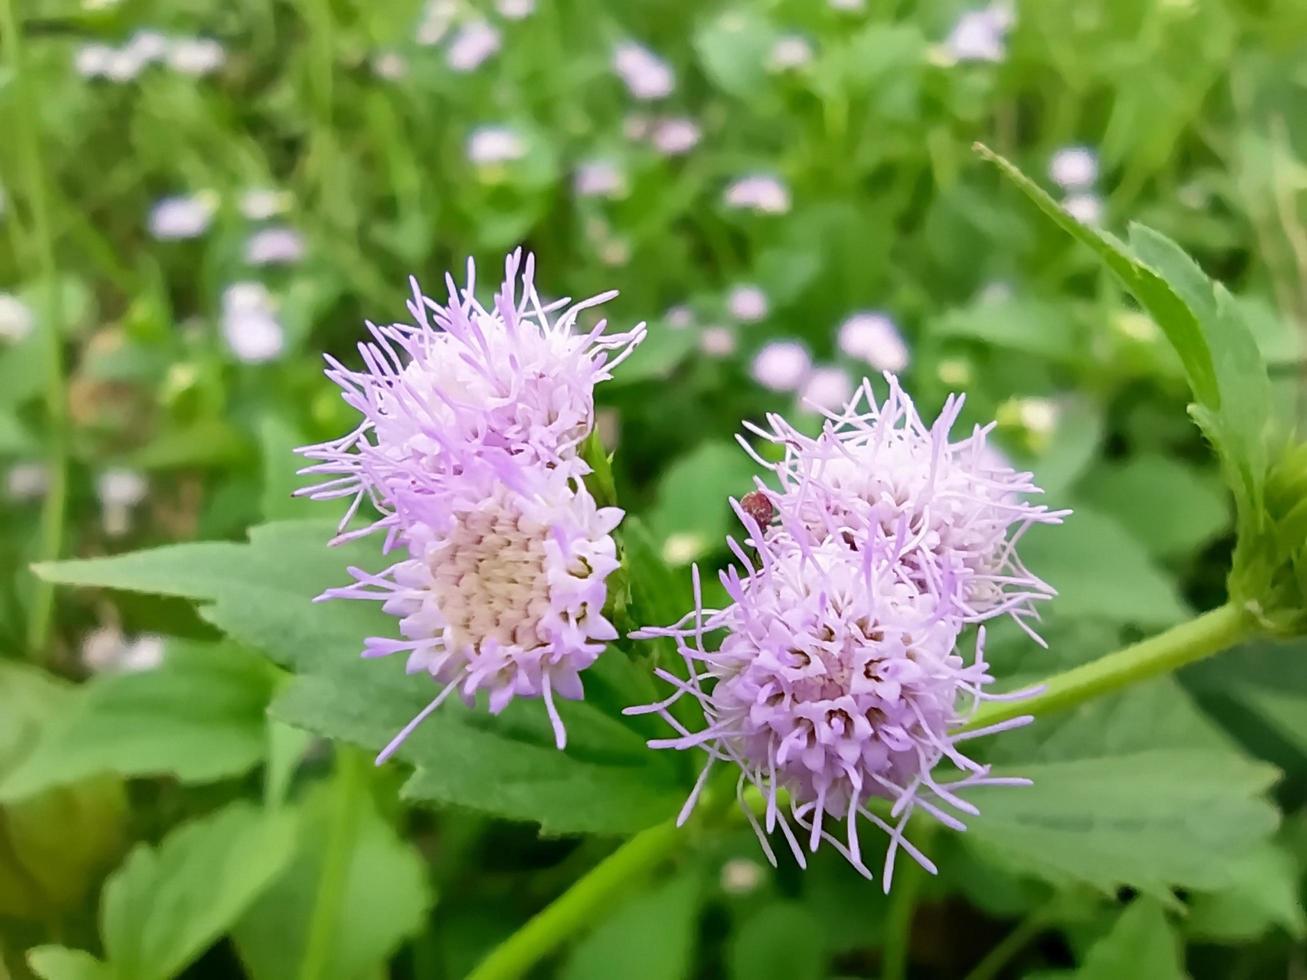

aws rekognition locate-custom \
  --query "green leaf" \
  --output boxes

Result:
[965,749,1280,902]
[607,324,696,388]
[0,663,127,921]
[100,803,296,980]
[0,642,276,801]
[561,871,701,980]
[694,10,776,99]
[1020,508,1189,628]
[27,947,113,980]
[1185,841,1306,943]
[1128,226,1271,517]
[976,144,1219,408]
[259,415,310,521]
[38,521,686,835]
[728,901,826,980]
[933,296,1083,364]
[1072,899,1183,980]
[1075,455,1229,560]
[233,780,434,980]
[648,441,757,565]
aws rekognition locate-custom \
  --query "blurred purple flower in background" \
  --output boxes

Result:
[447,21,501,72]
[724,174,791,215]
[728,284,769,323]
[613,42,675,100]
[245,227,306,266]
[752,341,811,393]
[221,282,285,363]
[838,312,910,373]
[149,193,216,240]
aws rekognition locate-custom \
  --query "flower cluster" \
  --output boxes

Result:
[299,251,645,757]
[631,375,1065,886]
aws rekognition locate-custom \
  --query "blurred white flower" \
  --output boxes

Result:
[167,37,226,76]
[942,7,1011,63]
[700,325,736,358]
[371,51,410,80]
[751,341,811,392]
[1063,192,1103,225]
[468,126,527,166]
[105,47,147,83]
[447,21,501,72]
[724,174,790,214]
[1015,396,1060,438]
[799,365,855,412]
[1049,146,1098,190]
[613,42,675,101]
[0,293,35,342]
[727,284,768,323]
[574,160,627,199]
[246,227,306,266]
[149,193,216,240]
[599,238,632,267]
[665,305,694,330]
[768,35,814,72]
[650,117,701,156]
[837,312,910,372]
[978,280,1012,305]
[663,532,706,565]
[416,0,456,45]
[97,468,148,537]
[82,627,166,674]
[239,188,292,221]
[496,0,535,19]
[125,30,169,65]
[74,43,116,79]
[936,357,973,386]
[222,282,285,363]
[721,858,766,894]
[6,462,47,501]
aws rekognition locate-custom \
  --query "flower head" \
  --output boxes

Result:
[467,126,527,166]
[245,227,306,266]
[799,365,855,413]
[613,42,675,101]
[650,117,702,156]
[752,341,811,393]
[0,293,34,342]
[222,282,285,363]
[838,312,909,373]
[768,35,814,72]
[299,252,643,757]
[446,21,501,72]
[724,175,791,215]
[323,467,621,754]
[1049,146,1098,190]
[941,6,1012,64]
[630,375,1064,884]
[166,37,226,76]
[728,285,769,323]
[296,251,645,543]
[149,193,216,240]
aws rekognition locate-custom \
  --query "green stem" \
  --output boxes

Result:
[466,817,681,980]
[298,747,366,980]
[962,602,1254,733]
[1,0,68,659]
[962,907,1051,980]
[881,821,937,980]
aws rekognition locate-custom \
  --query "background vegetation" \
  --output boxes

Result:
[2,1,1305,978]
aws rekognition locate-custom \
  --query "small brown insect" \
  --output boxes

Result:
[740,490,775,529]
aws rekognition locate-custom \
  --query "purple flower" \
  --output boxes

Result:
[630,375,1064,885]
[751,341,811,393]
[323,466,622,755]
[298,253,644,756]
[613,42,674,101]
[724,175,791,215]
[297,251,645,543]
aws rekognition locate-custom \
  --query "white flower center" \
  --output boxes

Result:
[429,501,553,652]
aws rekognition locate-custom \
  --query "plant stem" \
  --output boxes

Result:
[962,602,1254,733]
[881,821,937,980]
[466,818,681,980]
[1,0,69,659]
[298,747,366,980]
[962,907,1051,980]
